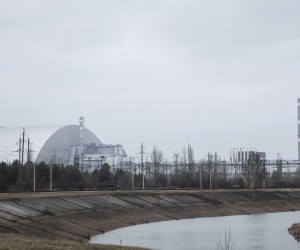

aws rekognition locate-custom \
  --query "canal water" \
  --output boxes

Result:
[90,211,300,250]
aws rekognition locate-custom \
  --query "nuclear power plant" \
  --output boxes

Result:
[1,97,300,173]
[0,117,127,172]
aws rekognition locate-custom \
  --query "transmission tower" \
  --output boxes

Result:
[137,142,146,189]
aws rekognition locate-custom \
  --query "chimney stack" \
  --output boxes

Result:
[79,116,84,148]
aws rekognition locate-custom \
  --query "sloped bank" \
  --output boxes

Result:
[0,189,300,243]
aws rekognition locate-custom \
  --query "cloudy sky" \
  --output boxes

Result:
[1,0,299,161]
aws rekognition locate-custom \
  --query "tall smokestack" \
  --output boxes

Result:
[298,99,300,160]
[79,116,84,148]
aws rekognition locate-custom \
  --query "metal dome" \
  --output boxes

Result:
[0,125,100,164]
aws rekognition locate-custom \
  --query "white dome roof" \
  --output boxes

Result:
[0,125,100,164]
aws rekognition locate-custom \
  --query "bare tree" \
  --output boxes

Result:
[171,153,180,187]
[180,145,196,187]
[198,158,207,189]
[207,152,213,189]
[181,146,187,173]
[150,145,164,187]
[187,144,195,174]
[245,151,266,189]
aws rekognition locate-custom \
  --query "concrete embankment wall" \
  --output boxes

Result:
[0,189,300,242]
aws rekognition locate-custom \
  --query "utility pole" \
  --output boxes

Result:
[137,142,145,190]
[27,138,30,162]
[141,142,144,190]
[210,168,212,190]
[208,152,212,190]
[174,153,179,184]
[199,162,203,189]
[17,138,22,181]
[145,155,148,179]
[50,163,52,191]
[262,160,266,189]
[112,158,115,175]
[16,128,27,181]
[49,157,53,191]
[21,128,25,166]
[26,138,34,179]
[129,157,134,189]
[33,162,36,192]
[15,131,34,184]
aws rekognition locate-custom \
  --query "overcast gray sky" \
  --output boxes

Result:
[1,0,299,161]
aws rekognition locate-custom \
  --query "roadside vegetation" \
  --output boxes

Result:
[1,147,300,192]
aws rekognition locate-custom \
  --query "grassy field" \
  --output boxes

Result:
[0,233,148,250]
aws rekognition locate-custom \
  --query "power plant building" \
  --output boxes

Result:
[230,149,266,163]
[0,118,127,171]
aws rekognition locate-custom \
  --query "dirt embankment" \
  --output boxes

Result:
[289,223,300,241]
[0,189,300,243]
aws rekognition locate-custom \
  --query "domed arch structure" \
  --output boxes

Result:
[0,125,100,164]
[36,125,100,163]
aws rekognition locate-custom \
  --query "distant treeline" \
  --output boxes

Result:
[0,148,300,191]
[0,160,147,191]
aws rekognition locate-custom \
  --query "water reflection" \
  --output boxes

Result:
[90,211,300,250]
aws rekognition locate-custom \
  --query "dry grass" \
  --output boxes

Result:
[0,233,148,250]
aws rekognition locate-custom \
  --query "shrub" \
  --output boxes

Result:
[97,182,108,190]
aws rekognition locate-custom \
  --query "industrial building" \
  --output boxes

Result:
[0,117,127,171]
[230,149,266,163]
[78,143,127,172]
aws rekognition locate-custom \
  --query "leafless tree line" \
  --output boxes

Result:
[145,144,232,189]
[115,145,300,189]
